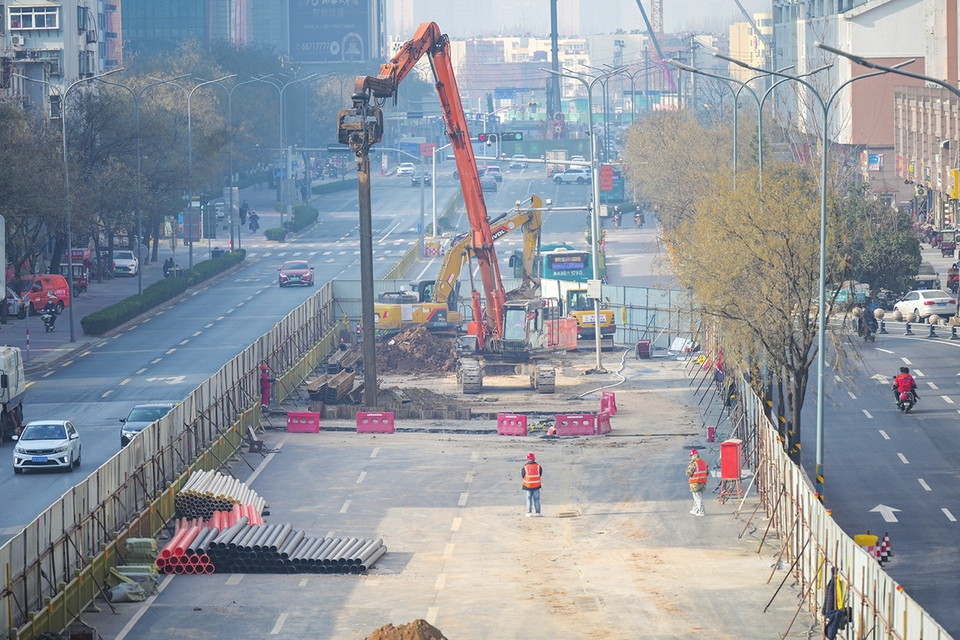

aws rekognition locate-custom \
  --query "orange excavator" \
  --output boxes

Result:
[347,22,577,393]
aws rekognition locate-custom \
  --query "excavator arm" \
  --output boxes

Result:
[354,22,506,347]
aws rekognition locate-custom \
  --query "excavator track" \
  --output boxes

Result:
[458,358,483,394]
[532,364,556,394]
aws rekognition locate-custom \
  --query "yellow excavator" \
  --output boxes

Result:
[375,195,545,334]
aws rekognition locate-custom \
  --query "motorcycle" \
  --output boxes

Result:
[613,214,621,229]
[41,308,56,332]
[897,390,916,413]
[249,215,260,233]
[635,214,643,228]
[859,318,877,343]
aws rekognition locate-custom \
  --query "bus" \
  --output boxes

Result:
[538,246,615,349]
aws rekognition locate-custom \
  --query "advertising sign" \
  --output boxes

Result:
[289,0,370,63]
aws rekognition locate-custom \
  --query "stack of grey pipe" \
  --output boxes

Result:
[207,516,387,574]
[176,470,267,521]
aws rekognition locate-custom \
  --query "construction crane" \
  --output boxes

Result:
[634,0,677,93]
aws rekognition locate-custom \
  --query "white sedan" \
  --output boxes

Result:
[13,420,81,473]
[113,249,139,277]
[893,289,956,320]
[396,162,416,177]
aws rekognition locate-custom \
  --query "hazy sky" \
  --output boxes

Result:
[402,0,771,38]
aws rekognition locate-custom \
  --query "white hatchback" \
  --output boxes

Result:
[13,420,81,473]
[893,289,956,320]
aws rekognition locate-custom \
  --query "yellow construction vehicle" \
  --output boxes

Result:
[374,195,545,334]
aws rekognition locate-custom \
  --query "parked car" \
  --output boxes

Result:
[113,250,139,277]
[570,155,586,163]
[411,171,432,187]
[483,166,503,182]
[6,286,26,320]
[15,274,70,315]
[120,403,176,447]
[278,260,315,287]
[480,173,499,192]
[13,420,81,473]
[396,162,416,177]
[893,289,956,320]
[915,261,940,290]
[510,154,528,169]
[554,167,592,185]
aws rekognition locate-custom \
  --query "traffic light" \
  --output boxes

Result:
[477,133,498,144]
[501,132,523,142]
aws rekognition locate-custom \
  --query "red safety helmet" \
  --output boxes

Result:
[261,364,269,370]
[526,452,536,461]
[689,448,699,457]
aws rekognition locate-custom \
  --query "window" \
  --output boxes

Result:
[10,6,60,30]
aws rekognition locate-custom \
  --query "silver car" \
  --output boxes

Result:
[13,420,81,473]
[121,403,175,447]
[893,289,956,319]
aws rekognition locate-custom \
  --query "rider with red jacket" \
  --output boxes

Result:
[893,367,919,403]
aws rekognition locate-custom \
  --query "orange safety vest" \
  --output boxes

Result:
[522,463,541,489]
[689,458,708,485]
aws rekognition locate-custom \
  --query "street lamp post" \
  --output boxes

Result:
[195,76,267,254]
[544,66,623,374]
[717,52,909,500]
[259,74,317,226]
[157,75,236,269]
[96,74,190,295]
[15,68,123,342]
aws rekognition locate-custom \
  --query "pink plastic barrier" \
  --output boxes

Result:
[596,411,612,435]
[286,411,320,433]
[555,414,596,436]
[601,391,618,416]
[356,412,396,434]
[497,413,528,436]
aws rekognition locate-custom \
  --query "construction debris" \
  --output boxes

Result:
[376,327,458,374]
[363,619,449,640]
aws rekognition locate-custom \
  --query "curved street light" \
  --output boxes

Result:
[153,74,237,269]
[715,52,912,500]
[14,68,123,343]
[542,65,623,374]
[95,74,191,295]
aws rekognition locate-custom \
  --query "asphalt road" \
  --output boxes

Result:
[800,330,960,635]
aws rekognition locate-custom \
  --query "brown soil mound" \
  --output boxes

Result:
[363,619,448,640]
[376,326,457,374]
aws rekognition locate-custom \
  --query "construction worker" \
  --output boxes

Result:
[686,448,707,516]
[259,364,273,410]
[521,452,543,517]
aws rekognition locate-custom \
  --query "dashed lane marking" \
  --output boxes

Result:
[426,607,439,625]
[151,358,161,364]
[205,323,214,328]
[61,360,73,367]
[897,453,909,464]
[166,349,176,354]
[298,578,309,587]
[451,517,461,532]
[80,351,91,357]
[902,357,913,365]
[179,340,189,345]
[443,544,454,559]
[435,574,446,590]
[192,331,202,337]
[465,472,474,483]
[944,508,957,522]
[102,390,113,398]
[914,369,924,377]
[927,382,939,389]
[340,500,351,513]
[42,371,54,378]
[942,396,954,404]
[876,348,893,354]
[862,410,873,419]
[97,341,108,348]
[847,391,857,400]
[919,478,932,491]
[25,381,35,389]
[834,375,842,383]
[370,447,379,458]
[878,430,889,440]
[216,316,225,321]
[136,368,147,374]
[226,309,235,314]
[269,612,289,635]
[458,492,468,506]
[356,472,366,484]
[120,378,131,386]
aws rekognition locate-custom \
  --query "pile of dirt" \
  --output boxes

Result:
[376,326,457,374]
[363,619,448,640]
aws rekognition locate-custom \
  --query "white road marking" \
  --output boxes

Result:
[120,378,131,386]
[80,351,91,357]
[458,492,468,506]
[61,360,74,367]
[914,369,924,377]
[179,340,189,345]
[225,574,244,585]
[356,472,366,484]
[876,348,894,354]
[192,331,202,337]
[101,390,113,398]
[370,447,379,458]
[443,543,454,558]
[426,607,439,625]
[226,309,235,314]
[451,517,461,531]
[902,357,913,365]
[216,316,225,321]
[378,220,403,243]
[927,382,939,389]
[862,410,873,419]
[834,375,842,383]
[434,574,446,590]
[471,452,479,462]
[113,574,175,640]
[878,430,889,440]
[870,504,901,522]
[919,478,932,491]
[942,396,955,404]
[97,341,108,348]
[136,368,147,374]
[465,472,474,483]
[166,348,176,354]
[847,391,857,399]
[151,358,162,364]
[42,371,54,378]
[205,323,214,328]
[298,578,309,587]
[416,258,437,281]
[897,453,909,464]
[270,612,289,635]
[943,508,957,522]
[340,500,351,513]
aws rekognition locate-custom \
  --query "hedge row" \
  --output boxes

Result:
[312,178,357,195]
[264,228,287,242]
[80,250,246,336]
[263,205,319,242]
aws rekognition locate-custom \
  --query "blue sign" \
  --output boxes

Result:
[399,141,420,159]
[494,88,517,100]
[289,0,370,63]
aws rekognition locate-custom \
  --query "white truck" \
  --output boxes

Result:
[545,149,568,177]
[0,347,25,440]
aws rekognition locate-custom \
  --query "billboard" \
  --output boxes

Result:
[289,0,371,63]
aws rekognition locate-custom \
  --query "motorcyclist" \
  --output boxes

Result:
[613,206,621,228]
[857,303,878,337]
[892,366,919,404]
[40,292,57,330]
[636,205,645,227]
[248,211,260,232]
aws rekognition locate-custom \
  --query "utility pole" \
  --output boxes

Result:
[546,0,562,120]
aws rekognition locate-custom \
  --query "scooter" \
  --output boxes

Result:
[41,308,56,332]
[613,214,621,229]
[897,390,916,413]
[635,214,643,228]
[859,319,877,343]
[249,217,260,233]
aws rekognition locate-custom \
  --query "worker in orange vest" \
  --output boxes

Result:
[521,452,543,517]
[686,448,708,516]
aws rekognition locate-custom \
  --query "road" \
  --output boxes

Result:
[798,328,960,634]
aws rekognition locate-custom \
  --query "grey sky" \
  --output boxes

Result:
[403,1,771,38]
